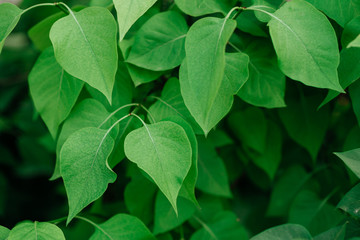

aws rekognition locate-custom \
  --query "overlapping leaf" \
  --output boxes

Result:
[50,7,118,103]
[181,17,236,134]
[124,121,192,212]
[266,0,343,91]
[60,127,117,224]
[28,47,83,138]
[127,11,188,71]
[0,3,22,54]
[8,221,65,240]
[113,0,157,41]
[89,214,155,240]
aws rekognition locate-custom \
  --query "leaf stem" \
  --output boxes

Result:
[192,216,218,240]
[98,103,140,128]
[48,216,67,225]
[22,3,57,15]
[74,216,113,239]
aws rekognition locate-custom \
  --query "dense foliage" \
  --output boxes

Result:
[1,0,360,239]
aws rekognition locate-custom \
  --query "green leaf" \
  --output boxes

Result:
[51,99,117,180]
[124,172,157,225]
[224,52,250,94]
[266,165,310,217]
[228,107,267,154]
[50,7,118,103]
[28,47,83,138]
[191,211,248,240]
[335,148,360,178]
[341,16,360,48]
[120,38,164,87]
[305,0,360,27]
[181,17,236,134]
[162,116,198,206]
[196,137,232,198]
[236,40,286,108]
[124,121,192,212]
[250,224,312,240]
[27,6,85,51]
[60,127,117,224]
[154,191,196,234]
[350,80,360,127]
[127,11,188,71]
[236,7,268,37]
[89,214,155,240]
[313,224,347,240]
[0,3,22,54]
[174,0,236,17]
[289,190,344,235]
[149,78,202,134]
[8,221,65,240]
[337,183,360,218]
[319,47,360,108]
[348,35,360,48]
[266,0,342,91]
[0,225,9,239]
[278,93,330,161]
[248,121,283,180]
[113,0,157,41]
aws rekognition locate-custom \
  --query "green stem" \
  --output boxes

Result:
[228,41,242,53]
[192,216,218,240]
[22,3,57,15]
[74,216,112,239]
[98,103,140,128]
[48,216,67,225]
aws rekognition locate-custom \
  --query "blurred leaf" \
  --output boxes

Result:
[250,224,312,240]
[337,183,360,218]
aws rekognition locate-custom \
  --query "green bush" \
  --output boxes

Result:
[1,0,360,239]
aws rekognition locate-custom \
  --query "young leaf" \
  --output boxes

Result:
[89,214,155,240]
[51,99,118,180]
[335,148,360,178]
[235,40,286,108]
[174,0,236,17]
[278,93,330,162]
[181,17,236,134]
[319,47,360,108]
[266,0,342,92]
[250,224,312,240]
[50,7,118,103]
[8,221,65,240]
[153,192,196,234]
[0,3,22,54]
[60,127,117,224]
[305,0,360,27]
[113,0,157,41]
[337,183,360,218]
[149,78,202,134]
[196,137,232,198]
[191,211,248,240]
[124,121,192,212]
[127,11,188,71]
[0,226,9,239]
[28,47,84,138]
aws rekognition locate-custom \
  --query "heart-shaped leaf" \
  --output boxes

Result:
[124,121,192,212]
[50,7,118,103]
[60,127,117,224]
